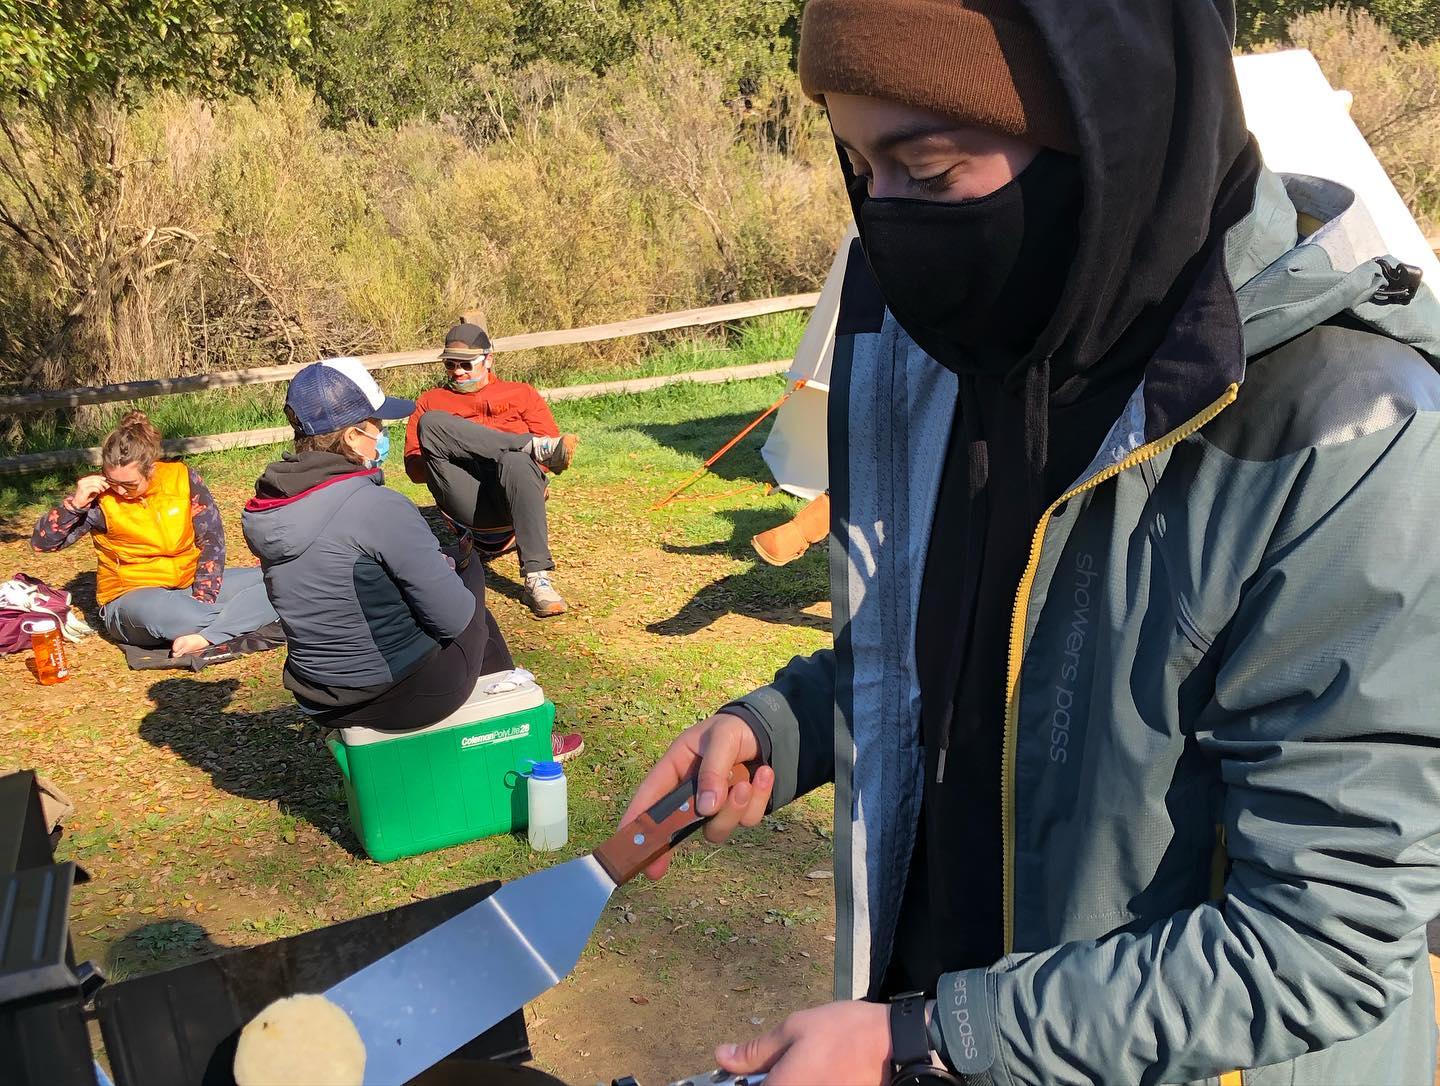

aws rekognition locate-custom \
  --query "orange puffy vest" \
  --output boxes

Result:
[94,460,200,605]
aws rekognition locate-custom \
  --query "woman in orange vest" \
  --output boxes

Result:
[32,412,280,659]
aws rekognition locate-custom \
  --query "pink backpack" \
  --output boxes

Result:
[0,573,91,655]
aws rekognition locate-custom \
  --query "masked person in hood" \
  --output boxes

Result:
[621,2,1440,1085]
[404,319,579,619]
[242,358,584,758]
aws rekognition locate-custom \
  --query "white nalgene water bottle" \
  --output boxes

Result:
[527,760,567,851]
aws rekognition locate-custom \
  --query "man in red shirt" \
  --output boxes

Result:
[405,321,578,617]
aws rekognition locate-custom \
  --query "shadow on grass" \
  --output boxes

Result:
[636,411,777,484]
[63,570,100,628]
[0,473,68,532]
[649,507,828,636]
[104,917,229,983]
[136,676,361,857]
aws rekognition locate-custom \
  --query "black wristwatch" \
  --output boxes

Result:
[889,992,961,1085]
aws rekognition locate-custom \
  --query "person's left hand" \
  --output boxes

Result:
[715,1000,892,1086]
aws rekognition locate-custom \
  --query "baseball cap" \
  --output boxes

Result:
[440,322,493,362]
[285,357,416,436]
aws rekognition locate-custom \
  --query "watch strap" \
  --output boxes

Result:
[889,991,932,1069]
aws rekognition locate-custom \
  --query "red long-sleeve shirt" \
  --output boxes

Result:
[403,380,560,484]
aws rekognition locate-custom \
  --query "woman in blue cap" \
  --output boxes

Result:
[242,358,556,742]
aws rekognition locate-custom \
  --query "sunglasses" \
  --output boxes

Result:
[104,476,144,492]
[444,353,491,370]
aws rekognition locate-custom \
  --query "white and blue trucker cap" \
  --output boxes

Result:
[285,357,416,436]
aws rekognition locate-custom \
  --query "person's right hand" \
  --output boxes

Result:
[619,711,775,881]
[70,474,109,508]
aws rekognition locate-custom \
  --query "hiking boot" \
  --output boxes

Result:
[551,732,585,763]
[243,620,288,651]
[522,571,568,618]
[531,433,579,474]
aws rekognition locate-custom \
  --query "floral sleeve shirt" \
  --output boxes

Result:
[31,467,227,602]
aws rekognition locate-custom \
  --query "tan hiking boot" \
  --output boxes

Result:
[751,492,831,566]
[532,433,579,474]
[523,571,568,617]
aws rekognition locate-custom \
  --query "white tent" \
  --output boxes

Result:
[761,49,1438,499]
[756,223,856,501]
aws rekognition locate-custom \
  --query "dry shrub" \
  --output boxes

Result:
[601,42,841,305]
[1286,6,1440,230]
[0,44,848,395]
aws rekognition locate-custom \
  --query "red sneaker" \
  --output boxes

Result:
[550,732,584,763]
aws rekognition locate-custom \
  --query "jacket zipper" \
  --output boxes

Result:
[1000,383,1240,953]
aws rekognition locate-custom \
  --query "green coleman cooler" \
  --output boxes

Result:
[327,669,555,862]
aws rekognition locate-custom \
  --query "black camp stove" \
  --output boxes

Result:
[0,769,555,1086]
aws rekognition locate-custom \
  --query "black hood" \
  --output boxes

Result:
[900,1,1260,779]
[253,451,373,500]
[843,1,1257,390]
[1021,0,1253,378]
[242,451,383,564]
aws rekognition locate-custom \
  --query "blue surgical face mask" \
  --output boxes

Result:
[366,429,390,469]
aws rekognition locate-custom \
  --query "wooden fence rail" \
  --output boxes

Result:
[0,359,795,475]
[0,293,820,416]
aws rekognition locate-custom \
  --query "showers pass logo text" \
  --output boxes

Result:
[1051,551,1094,764]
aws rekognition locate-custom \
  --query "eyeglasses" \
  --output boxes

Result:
[104,476,144,492]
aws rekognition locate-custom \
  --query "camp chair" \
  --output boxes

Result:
[439,511,517,562]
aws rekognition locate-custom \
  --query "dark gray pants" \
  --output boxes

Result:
[415,411,553,575]
[99,565,277,648]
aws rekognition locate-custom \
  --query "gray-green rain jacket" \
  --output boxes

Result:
[731,165,1440,1085]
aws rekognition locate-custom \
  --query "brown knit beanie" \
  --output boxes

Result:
[798,0,1078,154]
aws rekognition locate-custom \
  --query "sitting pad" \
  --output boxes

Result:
[121,642,214,672]
[438,510,532,560]
[119,623,285,671]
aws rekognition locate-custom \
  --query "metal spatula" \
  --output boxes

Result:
[325,764,751,1086]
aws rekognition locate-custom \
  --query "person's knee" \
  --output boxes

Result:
[418,410,472,452]
[416,410,446,447]
[102,592,178,646]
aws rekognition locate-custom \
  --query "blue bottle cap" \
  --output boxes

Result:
[529,760,563,780]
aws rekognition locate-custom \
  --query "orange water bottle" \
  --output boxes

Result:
[24,617,70,685]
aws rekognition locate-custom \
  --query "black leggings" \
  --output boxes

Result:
[323,561,514,731]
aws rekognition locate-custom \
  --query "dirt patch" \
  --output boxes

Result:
[0,403,836,1084]
[530,827,836,1085]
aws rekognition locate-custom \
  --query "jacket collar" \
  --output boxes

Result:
[1066,164,1436,492]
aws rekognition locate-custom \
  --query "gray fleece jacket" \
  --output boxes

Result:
[242,453,474,703]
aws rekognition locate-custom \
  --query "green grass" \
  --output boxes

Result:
[7,366,833,998]
[8,310,808,457]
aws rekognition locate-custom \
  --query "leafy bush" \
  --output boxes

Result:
[0,0,332,106]
[306,0,513,127]
[304,0,803,127]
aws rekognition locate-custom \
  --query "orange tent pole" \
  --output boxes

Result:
[653,379,805,509]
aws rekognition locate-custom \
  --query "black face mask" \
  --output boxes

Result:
[849,148,1084,378]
